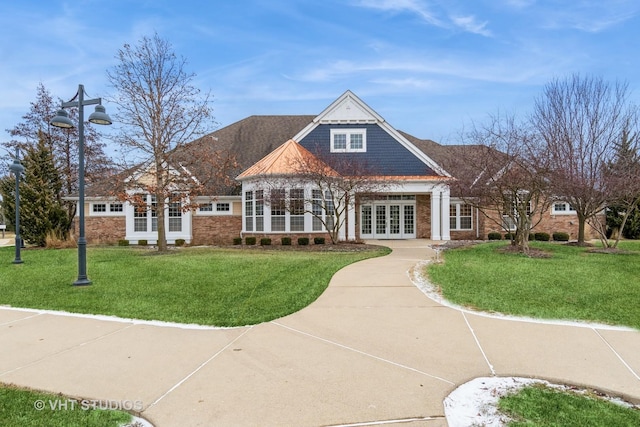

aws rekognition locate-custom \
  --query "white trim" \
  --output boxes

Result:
[449,200,473,231]
[124,194,192,244]
[552,202,577,215]
[293,90,451,177]
[330,128,367,153]
[359,197,416,240]
[196,201,234,216]
[89,201,124,217]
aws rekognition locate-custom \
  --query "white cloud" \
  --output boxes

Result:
[354,0,493,36]
[503,0,536,8]
[353,0,445,27]
[451,15,492,36]
[539,1,639,33]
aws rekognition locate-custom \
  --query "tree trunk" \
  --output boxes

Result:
[155,166,167,252]
[156,197,167,252]
[577,213,586,245]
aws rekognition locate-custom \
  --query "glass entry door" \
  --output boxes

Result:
[361,200,415,239]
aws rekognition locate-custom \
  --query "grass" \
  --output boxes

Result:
[498,383,640,426]
[0,384,132,427]
[427,241,640,329]
[0,246,389,327]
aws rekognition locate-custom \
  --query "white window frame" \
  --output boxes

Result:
[197,201,233,216]
[552,202,577,215]
[330,129,367,153]
[90,201,125,216]
[449,202,472,231]
[198,203,214,212]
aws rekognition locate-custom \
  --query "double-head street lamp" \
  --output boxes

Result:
[51,84,112,286]
[8,148,24,264]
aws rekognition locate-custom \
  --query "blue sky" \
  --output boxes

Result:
[1,0,639,152]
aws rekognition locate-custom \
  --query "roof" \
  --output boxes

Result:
[87,113,467,197]
[237,139,338,179]
[183,115,316,171]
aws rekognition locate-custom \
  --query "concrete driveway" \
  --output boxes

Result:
[0,239,638,426]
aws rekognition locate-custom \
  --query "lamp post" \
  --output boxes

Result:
[50,84,112,286]
[8,148,24,264]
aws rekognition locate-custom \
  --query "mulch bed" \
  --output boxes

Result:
[229,242,386,253]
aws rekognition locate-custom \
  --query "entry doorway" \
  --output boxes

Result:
[360,196,416,239]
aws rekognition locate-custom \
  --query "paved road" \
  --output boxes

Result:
[0,240,638,426]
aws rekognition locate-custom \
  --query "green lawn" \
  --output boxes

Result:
[0,384,132,427]
[499,383,640,426]
[427,241,640,329]
[0,246,389,327]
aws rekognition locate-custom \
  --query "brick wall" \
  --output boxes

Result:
[78,217,126,244]
[416,195,431,238]
[479,208,601,240]
[192,215,243,246]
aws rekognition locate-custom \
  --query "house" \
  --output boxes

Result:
[77,91,588,245]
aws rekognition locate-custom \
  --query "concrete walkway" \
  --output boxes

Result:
[0,240,638,426]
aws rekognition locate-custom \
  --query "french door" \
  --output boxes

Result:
[361,201,415,239]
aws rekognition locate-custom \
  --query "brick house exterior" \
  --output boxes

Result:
[76,91,587,245]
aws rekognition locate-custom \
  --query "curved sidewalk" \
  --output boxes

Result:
[0,240,638,426]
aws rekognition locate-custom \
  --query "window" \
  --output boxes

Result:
[290,189,305,232]
[168,197,182,232]
[199,203,213,212]
[361,205,372,235]
[271,189,286,232]
[404,205,414,234]
[330,129,366,153]
[350,133,363,150]
[450,202,472,230]
[552,202,576,214]
[92,202,124,216]
[134,201,148,232]
[198,201,232,215]
[312,190,324,231]
[151,196,158,232]
[245,191,253,231]
[255,190,264,232]
[325,191,335,231]
[333,133,347,150]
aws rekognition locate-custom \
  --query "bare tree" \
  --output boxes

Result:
[3,82,112,224]
[530,74,635,245]
[592,120,640,248]
[449,114,550,253]
[255,143,396,243]
[107,33,232,251]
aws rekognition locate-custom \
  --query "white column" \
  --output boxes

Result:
[431,190,442,240]
[441,189,451,241]
[347,196,356,241]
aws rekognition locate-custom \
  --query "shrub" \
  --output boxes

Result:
[281,237,292,246]
[314,237,325,245]
[553,232,570,242]
[534,232,550,241]
[260,238,272,246]
[138,239,148,246]
[175,239,186,247]
[488,232,502,240]
[233,237,242,245]
[45,230,76,249]
[504,232,514,240]
[245,236,256,245]
[298,237,309,246]
[118,239,130,246]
